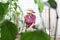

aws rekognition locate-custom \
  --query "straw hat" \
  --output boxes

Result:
[27,9,35,13]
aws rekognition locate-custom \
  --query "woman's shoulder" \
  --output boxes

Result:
[24,15,28,17]
[24,15,28,18]
[32,14,36,17]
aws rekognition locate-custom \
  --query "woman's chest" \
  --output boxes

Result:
[26,17,34,23]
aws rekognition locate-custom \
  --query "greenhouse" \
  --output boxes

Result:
[0,0,60,40]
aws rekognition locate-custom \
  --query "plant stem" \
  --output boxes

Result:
[49,7,50,36]
[40,15,46,32]
[54,9,58,40]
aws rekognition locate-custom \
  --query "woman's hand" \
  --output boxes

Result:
[18,27,23,34]
[29,23,35,28]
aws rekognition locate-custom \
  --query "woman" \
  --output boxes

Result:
[19,9,36,34]
[24,9,36,30]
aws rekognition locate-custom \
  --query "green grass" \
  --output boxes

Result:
[20,30,50,40]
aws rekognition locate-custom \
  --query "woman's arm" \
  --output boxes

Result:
[29,23,35,28]
[29,15,36,28]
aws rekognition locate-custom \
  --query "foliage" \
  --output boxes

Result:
[34,0,37,3]
[1,20,18,40]
[34,0,44,14]
[34,0,46,31]
[0,0,19,40]
[34,0,57,13]
[37,0,44,14]
[48,0,57,9]
[0,2,9,21]
[20,30,50,40]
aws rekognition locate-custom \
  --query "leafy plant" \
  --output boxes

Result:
[48,0,57,9]
[20,30,50,40]
[34,0,37,4]
[34,0,44,14]
[0,2,9,21]
[37,0,44,14]
[34,0,46,31]
[46,0,57,40]
[0,1,18,40]
[1,20,18,40]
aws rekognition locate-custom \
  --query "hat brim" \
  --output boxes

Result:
[27,9,35,13]
[33,12,35,13]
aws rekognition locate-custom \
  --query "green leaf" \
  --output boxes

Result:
[0,2,9,21]
[14,2,17,10]
[20,30,50,40]
[34,0,37,4]
[48,0,57,9]
[37,0,44,15]
[1,20,18,40]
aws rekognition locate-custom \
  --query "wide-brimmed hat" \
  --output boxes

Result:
[27,9,35,13]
